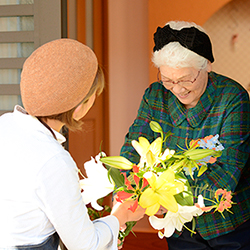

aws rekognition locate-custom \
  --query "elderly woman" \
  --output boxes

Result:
[120,21,250,249]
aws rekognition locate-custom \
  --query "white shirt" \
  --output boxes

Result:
[0,106,119,249]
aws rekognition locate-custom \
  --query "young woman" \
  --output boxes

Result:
[0,39,145,250]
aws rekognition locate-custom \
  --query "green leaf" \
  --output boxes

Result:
[124,189,135,194]
[169,158,186,171]
[175,172,193,205]
[118,221,137,247]
[164,130,174,141]
[175,172,188,184]
[174,192,193,206]
[139,177,143,189]
[197,165,207,177]
[107,167,125,188]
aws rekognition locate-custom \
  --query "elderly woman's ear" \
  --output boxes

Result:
[207,61,212,73]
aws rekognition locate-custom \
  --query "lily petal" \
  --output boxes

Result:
[149,215,170,230]
[158,193,179,213]
[149,204,204,238]
[149,137,162,156]
[80,153,115,210]
[139,187,159,208]
[149,215,175,238]
[145,203,160,216]
[132,137,150,156]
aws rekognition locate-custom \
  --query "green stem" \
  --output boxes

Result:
[183,223,196,234]
[202,196,217,204]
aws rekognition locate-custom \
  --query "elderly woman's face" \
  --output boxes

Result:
[159,65,211,109]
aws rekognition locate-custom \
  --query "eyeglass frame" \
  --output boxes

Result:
[157,69,201,88]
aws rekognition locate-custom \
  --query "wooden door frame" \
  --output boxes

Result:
[67,0,110,174]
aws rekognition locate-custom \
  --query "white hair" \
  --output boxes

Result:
[152,21,209,70]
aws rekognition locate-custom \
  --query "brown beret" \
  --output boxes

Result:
[20,39,98,116]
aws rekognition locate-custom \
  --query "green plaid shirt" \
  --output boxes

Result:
[120,71,250,240]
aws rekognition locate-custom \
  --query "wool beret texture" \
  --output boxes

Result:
[20,39,98,116]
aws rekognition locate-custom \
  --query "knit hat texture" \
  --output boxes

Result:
[20,38,98,116]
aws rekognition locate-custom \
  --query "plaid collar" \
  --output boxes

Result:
[168,72,216,128]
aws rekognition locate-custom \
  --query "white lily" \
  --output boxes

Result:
[80,152,115,210]
[149,196,204,238]
[160,148,175,161]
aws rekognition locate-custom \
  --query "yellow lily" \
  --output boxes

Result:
[139,169,184,216]
[132,136,173,169]
[132,137,159,168]
[132,137,151,158]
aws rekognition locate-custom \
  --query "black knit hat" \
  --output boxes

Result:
[153,25,214,63]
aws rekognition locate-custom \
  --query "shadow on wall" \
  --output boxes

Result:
[203,0,250,95]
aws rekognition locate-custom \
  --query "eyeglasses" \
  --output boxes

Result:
[157,70,201,88]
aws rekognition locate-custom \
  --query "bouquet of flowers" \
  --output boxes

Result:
[80,121,234,245]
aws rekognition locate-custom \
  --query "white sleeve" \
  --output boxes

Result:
[34,152,119,250]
